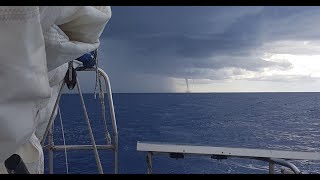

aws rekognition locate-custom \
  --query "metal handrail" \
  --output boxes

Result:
[269,158,301,174]
[97,68,119,174]
[137,142,309,174]
[76,77,103,174]
[41,67,118,174]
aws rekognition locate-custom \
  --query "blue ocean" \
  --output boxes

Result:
[44,93,320,174]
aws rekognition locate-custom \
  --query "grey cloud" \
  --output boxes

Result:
[261,40,320,56]
[247,75,316,82]
[96,6,320,92]
[104,7,265,59]
[261,7,320,41]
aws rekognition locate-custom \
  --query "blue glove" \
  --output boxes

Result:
[76,51,96,68]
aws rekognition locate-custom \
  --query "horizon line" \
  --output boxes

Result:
[63,91,320,94]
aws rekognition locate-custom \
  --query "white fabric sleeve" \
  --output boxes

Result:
[40,6,112,71]
[0,6,111,173]
[0,6,50,163]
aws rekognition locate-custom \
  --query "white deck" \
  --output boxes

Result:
[137,141,320,160]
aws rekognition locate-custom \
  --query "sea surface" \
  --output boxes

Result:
[44,93,320,174]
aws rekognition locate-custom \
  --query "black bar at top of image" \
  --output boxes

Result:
[3,0,320,6]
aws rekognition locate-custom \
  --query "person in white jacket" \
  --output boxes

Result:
[0,6,111,174]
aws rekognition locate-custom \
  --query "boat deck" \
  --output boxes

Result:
[137,141,320,160]
[137,141,320,174]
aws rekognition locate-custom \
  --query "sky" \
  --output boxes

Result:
[78,6,320,93]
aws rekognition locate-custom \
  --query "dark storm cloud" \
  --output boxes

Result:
[102,6,265,58]
[96,6,320,92]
